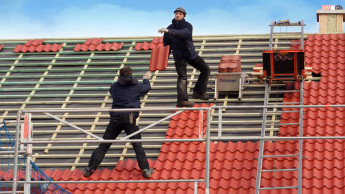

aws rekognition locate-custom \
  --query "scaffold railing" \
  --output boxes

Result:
[6,104,345,194]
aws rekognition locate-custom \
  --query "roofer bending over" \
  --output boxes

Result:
[83,67,154,179]
[159,7,211,107]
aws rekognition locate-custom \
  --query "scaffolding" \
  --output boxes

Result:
[3,104,345,193]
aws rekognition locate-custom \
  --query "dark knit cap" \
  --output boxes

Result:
[174,7,186,15]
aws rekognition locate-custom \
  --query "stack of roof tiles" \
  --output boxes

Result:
[73,38,124,52]
[134,37,164,51]
[13,39,63,53]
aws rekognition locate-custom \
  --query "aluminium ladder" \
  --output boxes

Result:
[255,80,304,194]
[269,20,305,50]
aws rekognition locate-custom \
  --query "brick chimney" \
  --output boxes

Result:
[317,5,345,33]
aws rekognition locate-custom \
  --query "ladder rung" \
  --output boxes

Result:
[272,32,302,34]
[272,22,304,26]
[267,102,300,105]
[265,123,300,126]
[266,110,300,113]
[263,154,299,158]
[261,168,298,173]
[259,186,298,190]
[272,41,302,45]
[268,90,300,94]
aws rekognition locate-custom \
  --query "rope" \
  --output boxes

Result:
[0,121,71,193]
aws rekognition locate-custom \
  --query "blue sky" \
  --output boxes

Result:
[0,0,344,39]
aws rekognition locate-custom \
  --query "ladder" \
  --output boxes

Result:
[269,20,305,50]
[255,80,304,194]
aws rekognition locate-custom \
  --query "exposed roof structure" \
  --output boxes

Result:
[1,32,345,193]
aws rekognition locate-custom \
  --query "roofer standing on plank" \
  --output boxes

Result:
[83,67,154,179]
[159,7,211,107]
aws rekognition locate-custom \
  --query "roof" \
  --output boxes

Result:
[45,33,345,193]
[1,32,345,193]
[0,33,278,171]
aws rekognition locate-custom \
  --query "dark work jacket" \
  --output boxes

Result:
[163,18,198,60]
[109,75,151,117]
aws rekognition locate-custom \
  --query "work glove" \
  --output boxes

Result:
[143,71,152,80]
[158,28,169,33]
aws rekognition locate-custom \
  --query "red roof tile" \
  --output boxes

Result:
[134,37,169,71]
[304,34,345,74]
[85,38,104,46]
[25,39,45,46]
[13,39,63,53]
[134,37,164,51]
[73,38,124,52]
[290,40,305,50]
[149,45,170,71]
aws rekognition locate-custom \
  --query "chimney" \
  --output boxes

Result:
[317,5,345,33]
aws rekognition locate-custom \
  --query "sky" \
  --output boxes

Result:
[0,0,344,39]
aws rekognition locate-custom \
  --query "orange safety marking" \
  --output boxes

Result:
[24,114,28,139]
[199,110,205,138]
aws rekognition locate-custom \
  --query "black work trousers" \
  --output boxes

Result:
[88,114,149,171]
[174,56,210,102]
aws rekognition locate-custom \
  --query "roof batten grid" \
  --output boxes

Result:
[0,53,24,122]
[71,54,100,171]
[21,44,65,164]
[42,46,95,167]
[0,34,290,171]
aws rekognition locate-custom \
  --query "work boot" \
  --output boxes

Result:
[176,100,195,107]
[192,92,210,100]
[83,166,95,177]
[142,168,154,179]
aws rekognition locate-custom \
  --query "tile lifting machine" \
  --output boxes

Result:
[263,20,307,84]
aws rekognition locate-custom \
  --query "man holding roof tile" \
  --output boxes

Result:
[83,67,154,179]
[159,7,211,107]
